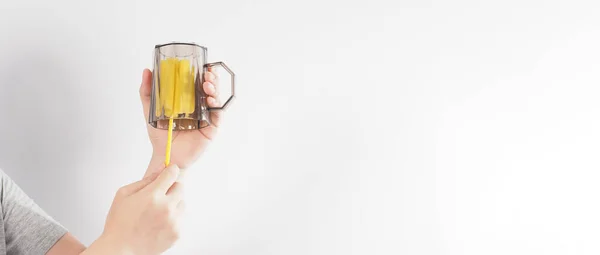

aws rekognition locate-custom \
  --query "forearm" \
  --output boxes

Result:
[46,233,86,255]
[80,235,133,255]
[46,233,130,255]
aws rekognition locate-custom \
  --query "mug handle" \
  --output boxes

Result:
[204,61,235,110]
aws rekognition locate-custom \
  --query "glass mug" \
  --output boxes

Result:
[148,42,235,130]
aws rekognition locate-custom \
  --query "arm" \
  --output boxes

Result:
[46,165,182,255]
[0,170,80,255]
[0,170,89,255]
[48,67,200,254]
[46,233,86,255]
[50,67,211,254]
[45,160,162,255]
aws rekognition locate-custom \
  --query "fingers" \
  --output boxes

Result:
[167,182,184,205]
[117,174,156,197]
[175,200,186,217]
[200,68,222,139]
[175,168,187,183]
[204,67,218,81]
[207,96,220,107]
[146,164,180,194]
[203,67,219,99]
[203,81,221,109]
[139,69,153,122]
[203,69,219,106]
[177,200,186,211]
[144,171,161,181]
[207,95,222,126]
[203,81,217,97]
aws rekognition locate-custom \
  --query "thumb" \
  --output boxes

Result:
[146,164,180,194]
[139,68,152,122]
[118,172,159,197]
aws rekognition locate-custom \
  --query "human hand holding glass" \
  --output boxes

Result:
[139,43,235,176]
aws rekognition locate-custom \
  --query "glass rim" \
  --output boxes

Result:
[154,42,207,50]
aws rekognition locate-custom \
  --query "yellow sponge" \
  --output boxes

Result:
[158,58,196,117]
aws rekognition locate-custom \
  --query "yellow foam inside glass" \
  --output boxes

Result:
[157,58,196,117]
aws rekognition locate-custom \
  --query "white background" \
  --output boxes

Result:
[1,1,600,254]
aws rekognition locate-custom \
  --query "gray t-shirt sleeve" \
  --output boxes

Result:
[0,171,67,255]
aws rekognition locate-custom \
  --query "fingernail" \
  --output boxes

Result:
[209,83,216,93]
[168,165,180,179]
[176,170,186,183]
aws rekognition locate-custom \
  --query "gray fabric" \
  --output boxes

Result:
[0,169,67,255]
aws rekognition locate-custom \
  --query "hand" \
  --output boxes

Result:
[139,68,222,173]
[86,165,184,255]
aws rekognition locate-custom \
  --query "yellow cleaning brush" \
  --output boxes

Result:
[159,58,196,167]
[165,117,174,166]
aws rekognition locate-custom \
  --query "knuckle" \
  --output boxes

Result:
[171,229,181,241]
[161,168,176,181]
[169,222,181,241]
[116,187,127,197]
[166,207,178,220]
[163,206,173,217]
[148,193,162,206]
[164,208,180,225]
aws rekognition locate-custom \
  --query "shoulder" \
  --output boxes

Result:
[0,168,6,206]
[0,168,20,205]
[0,168,6,202]
[0,168,8,185]
[0,167,6,182]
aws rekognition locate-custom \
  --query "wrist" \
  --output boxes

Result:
[146,156,187,182]
[145,154,166,178]
[83,234,135,255]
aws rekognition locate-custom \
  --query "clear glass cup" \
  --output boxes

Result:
[148,42,235,130]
